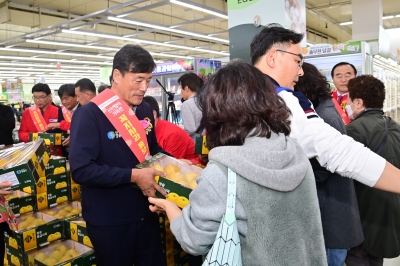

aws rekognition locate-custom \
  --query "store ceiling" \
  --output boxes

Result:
[0,0,399,82]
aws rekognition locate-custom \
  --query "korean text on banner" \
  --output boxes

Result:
[28,106,47,132]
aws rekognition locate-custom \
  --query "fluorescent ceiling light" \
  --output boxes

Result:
[0,67,98,73]
[169,0,228,19]
[0,62,100,70]
[62,30,230,56]
[340,21,353,25]
[0,47,113,60]
[26,40,119,52]
[27,40,193,59]
[108,16,229,44]
[383,15,394,20]
[306,42,314,46]
[0,55,112,65]
[396,14,400,18]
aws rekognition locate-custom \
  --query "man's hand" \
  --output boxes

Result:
[131,168,167,198]
[47,123,60,130]
[62,136,70,146]
[0,181,13,195]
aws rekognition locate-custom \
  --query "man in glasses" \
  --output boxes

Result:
[18,83,59,142]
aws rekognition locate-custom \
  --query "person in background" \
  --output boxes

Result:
[143,96,201,165]
[149,60,327,265]
[18,83,59,142]
[0,104,15,146]
[248,23,400,194]
[46,84,80,157]
[179,73,202,141]
[74,78,96,106]
[98,84,110,94]
[69,44,167,266]
[332,62,357,105]
[294,62,363,266]
[345,75,400,266]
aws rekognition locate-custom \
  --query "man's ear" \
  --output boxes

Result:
[265,50,277,68]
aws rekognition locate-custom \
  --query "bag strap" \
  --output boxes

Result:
[375,116,388,155]
[224,168,237,225]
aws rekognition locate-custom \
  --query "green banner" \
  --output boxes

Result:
[228,0,260,10]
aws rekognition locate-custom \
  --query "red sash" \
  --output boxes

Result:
[332,98,351,125]
[28,106,47,132]
[62,106,72,122]
[91,89,150,162]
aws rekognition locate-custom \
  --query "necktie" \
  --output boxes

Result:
[337,95,343,104]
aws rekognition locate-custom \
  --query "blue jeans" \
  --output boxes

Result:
[326,249,348,266]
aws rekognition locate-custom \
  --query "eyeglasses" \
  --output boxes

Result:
[276,49,304,68]
[32,95,49,101]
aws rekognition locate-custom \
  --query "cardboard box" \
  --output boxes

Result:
[0,141,50,191]
[194,135,209,155]
[136,153,202,208]
[69,183,81,201]
[29,133,69,146]
[44,157,67,176]
[159,214,190,266]
[5,212,63,253]
[25,240,95,266]
[5,243,22,266]
[64,218,93,248]
[5,191,36,217]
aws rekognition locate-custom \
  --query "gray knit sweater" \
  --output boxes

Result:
[170,134,327,265]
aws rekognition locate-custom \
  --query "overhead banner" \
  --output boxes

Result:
[153,60,195,75]
[7,92,23,103]
[302,41,362,56]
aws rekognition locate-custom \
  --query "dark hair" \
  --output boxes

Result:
[143,96,160,118]
[348,75,385,109]
[97,85,110,94]
[75,78,96,94]
[32,83,51,95]
[294,62,332,108]
[58,84,75,98]
[178,73,201,93]
[250,23,304,65]
[197,59,291,150]
[331,62,357,77]
[112,44,155,82]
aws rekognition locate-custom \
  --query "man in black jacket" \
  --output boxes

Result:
[0,104,15,146]
[69,45,167,266]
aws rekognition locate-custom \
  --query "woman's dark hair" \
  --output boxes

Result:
[250,23,304,65]
[348,75,385,109]
[32,83,51,95]
[178,73,201,93]
[294,62,332,108]
[197,59,291,150]
[111,44,156,82]
[58,84,75,98]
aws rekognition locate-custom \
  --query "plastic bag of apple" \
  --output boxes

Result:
[136,153,202,208]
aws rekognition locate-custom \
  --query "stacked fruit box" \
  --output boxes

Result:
[137,153,203,266]
[64,217,94,249]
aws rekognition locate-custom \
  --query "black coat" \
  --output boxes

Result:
[0,104,15,145]
[347,109,400,258]
[311,99,363,248]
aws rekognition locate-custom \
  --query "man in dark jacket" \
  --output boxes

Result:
[0,104,15,146]
[345,75,400,266]
[69,44,167,266]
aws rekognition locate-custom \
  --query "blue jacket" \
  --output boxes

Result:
[69,101,164,226]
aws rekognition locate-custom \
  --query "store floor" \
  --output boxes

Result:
[384,256,400,265]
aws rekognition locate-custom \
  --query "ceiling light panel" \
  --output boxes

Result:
[169,0,228,19]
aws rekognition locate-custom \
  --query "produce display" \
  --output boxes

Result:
[33,244,80,265]
[42,202,82,219]
[0,142,40,169]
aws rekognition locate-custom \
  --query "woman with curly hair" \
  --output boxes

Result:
[345,75,400,266]
[148,60,327,265]
[294,62,363,266]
